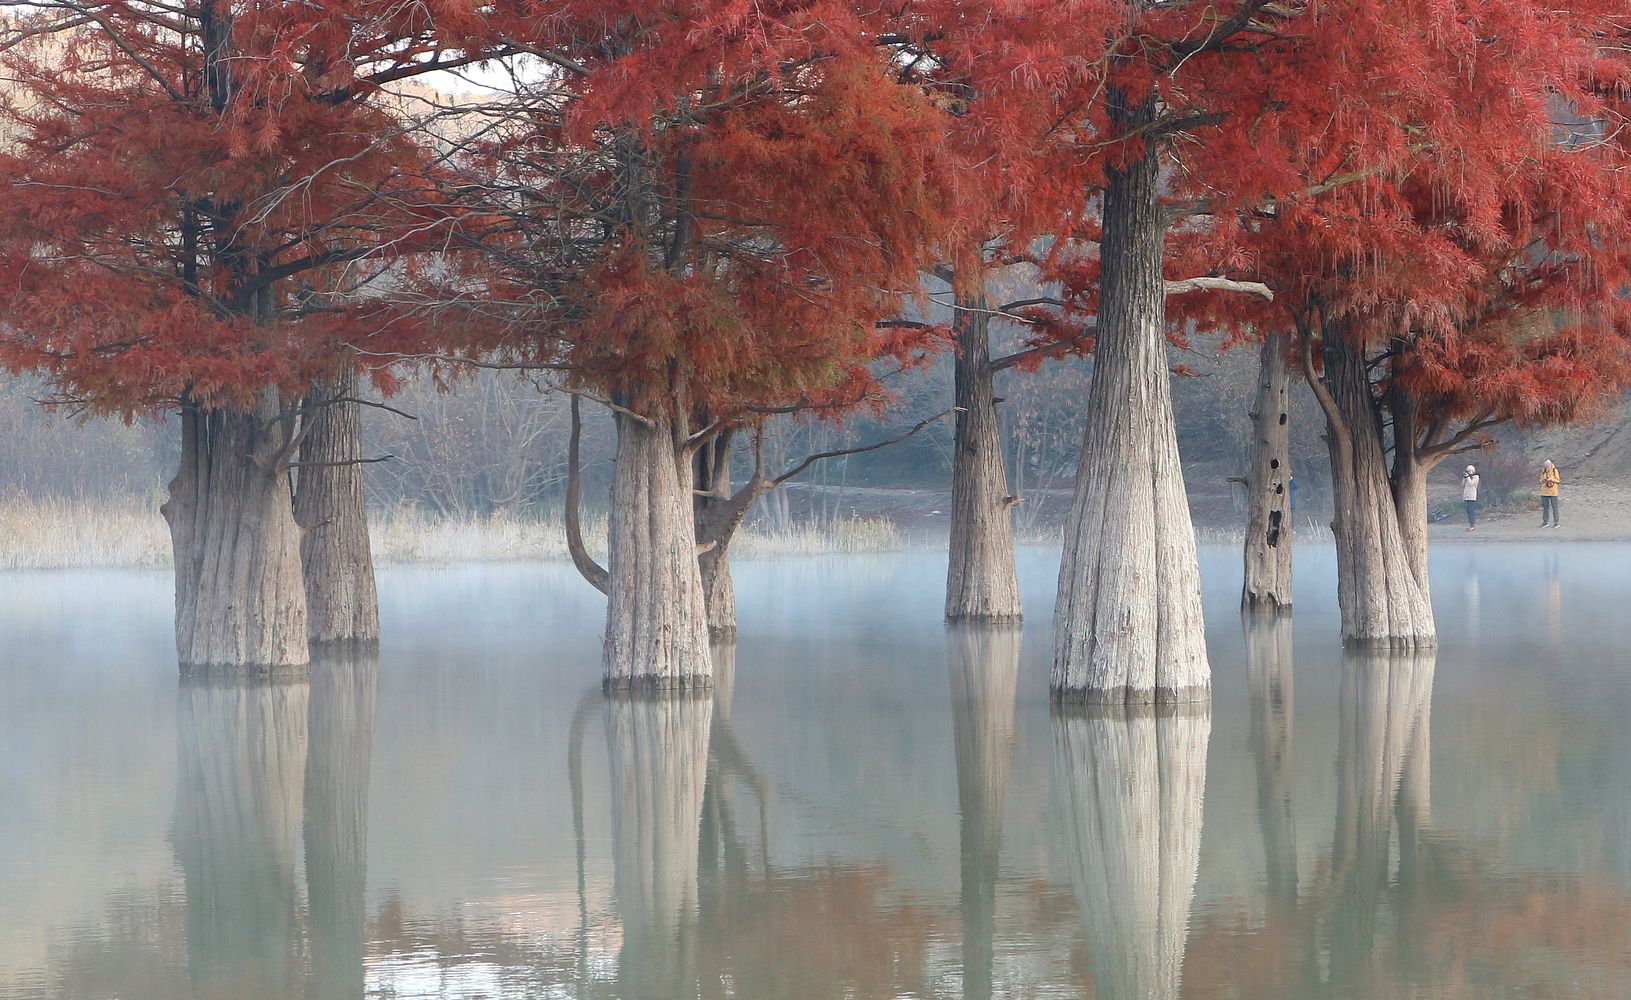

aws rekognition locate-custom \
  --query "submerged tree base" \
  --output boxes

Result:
[1342,634,1439,651]
[1050,684,1213,707]
[602,675,715,696]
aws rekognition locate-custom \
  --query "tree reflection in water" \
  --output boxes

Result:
[304,650,379,1000]
[947,625,1021,1000]
[173,674,308,999]
[1051,700,1210,1000]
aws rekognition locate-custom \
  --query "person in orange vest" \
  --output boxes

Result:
[1539,460,1562,527]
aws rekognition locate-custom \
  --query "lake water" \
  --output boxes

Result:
[4,544,1631,998]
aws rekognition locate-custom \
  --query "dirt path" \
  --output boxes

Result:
[1428,479,1631,542]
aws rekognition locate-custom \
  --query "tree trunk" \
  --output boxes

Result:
[1313,336,1435,646]
[607,693,714,1000]
[947,625,1021,1000]
[1242,332,1294,613]
[604,410,712,690]
[175,676,308,994]
[294,373,380,647]
[1388,388,1432,599]
[1244,615,1298,908]
[946,284,1023,623]
[694,430,739,638]
[163,386,309,672]
[303,649,378,1000]
[1053,702,1210,999]
[1053,97,1209,704]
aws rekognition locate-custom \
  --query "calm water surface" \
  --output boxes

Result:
[4,544,1631,998]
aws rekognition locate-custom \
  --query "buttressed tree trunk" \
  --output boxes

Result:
[294,372,380,646]
[1306,332,1435,646]
[1053,98,1209,704]
[1053,701,1210,999]
[163,385,309,671]
[603,409,713,690]
[947,625,1022,1000]
[607,692,715,1000]
[303,649,378,1000]
[175,675,308,995]
[1243,332,1294,613]
[947,283,1023,623]
[1244,615,1298,908]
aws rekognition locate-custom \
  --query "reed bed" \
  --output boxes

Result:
[0,496,906,570]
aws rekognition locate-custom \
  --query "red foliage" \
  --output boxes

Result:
[885,0,1631,441]
[0,2,491,416]
[1158,0,1631,440]
[415,1,962,426]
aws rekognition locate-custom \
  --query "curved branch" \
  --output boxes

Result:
[566,395,610,595]
[1299,315,1347,441]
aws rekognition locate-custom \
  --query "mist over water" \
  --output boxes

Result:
[4,543,1631,998]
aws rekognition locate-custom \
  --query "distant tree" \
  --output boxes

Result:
[0,2,493,667]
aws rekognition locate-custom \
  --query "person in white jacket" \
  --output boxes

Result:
[1462,465,1481,530]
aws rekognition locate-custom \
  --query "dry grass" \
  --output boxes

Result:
[0,496,905,570]
[0,495,171,570]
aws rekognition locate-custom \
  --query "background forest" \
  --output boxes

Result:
[3,323,1580,560]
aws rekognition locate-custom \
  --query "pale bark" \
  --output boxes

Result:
[946,283,1023,623]
[1242,332,1294,613]
[947,625,1022,1000]
[1053,96,1209,704]
[603,410,712,690]
[163,386,309,672]
[175,676,308,996]
[1306,333,1435,647]
[694,430,740,637]
[294,372,380,647]
[1388,387,1433,598]
[303,649,378,1000]
[607,693,715,1000]
[1324,647,1436,981]
[1052,702,1210,999]
[1244,615,1298,906]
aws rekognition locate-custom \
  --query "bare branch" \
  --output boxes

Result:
[771,408,951,486]
[288,454,395,469]
[1164,275,1274,300]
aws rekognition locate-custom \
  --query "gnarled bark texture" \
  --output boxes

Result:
[1053,100,1209,704]
[607,693,715,1000]
[303,650,378,1000]
[175,676,308,995]
[1313,336,1435,646]
[1053,702,1210,999]
[604,410,712,690]
[1325,647,1435,982]
[163,386,308,672]
[1242,332,1294,613]
[1244,615,1298,907]
[947,287,1023,623]
[294,373,379,646]
[947,625,1021,1000]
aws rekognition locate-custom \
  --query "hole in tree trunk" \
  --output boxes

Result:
[1267,509,1282,546]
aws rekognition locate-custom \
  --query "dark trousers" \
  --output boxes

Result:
[1541,495,1560,525]
[1465,500,1478,526]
